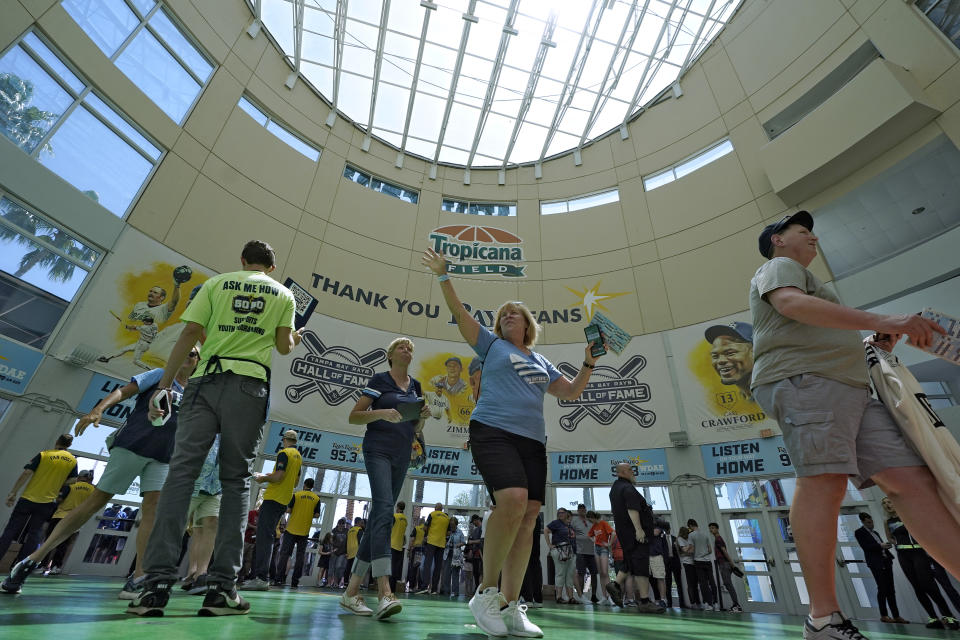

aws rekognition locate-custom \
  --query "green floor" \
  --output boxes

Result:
[0,576,947,639]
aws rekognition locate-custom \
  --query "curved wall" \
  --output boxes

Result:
[5,0,959,345]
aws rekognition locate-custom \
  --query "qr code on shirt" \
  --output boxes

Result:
[288,280,314,316]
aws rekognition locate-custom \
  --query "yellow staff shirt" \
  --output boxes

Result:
[286,490,320,536]
[347,525,363,559]
[425,510,450,548]
[21,449,78,504]
[53,480,94,519]
[391,513,408,551]
[263,447,302,505]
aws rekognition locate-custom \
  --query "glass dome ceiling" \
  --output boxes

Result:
[257,0,741,168]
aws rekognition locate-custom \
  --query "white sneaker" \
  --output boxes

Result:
[468,587,508,637]
[339,592,373,616]
[502,601,543,638]
[527,601,543,609]
[373,594,402,620]
[241,578,270,591]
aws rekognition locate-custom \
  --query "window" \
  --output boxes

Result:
[236,97,320,161]
[915,0,960,49]
[343,164,419,204]
[61,0,214,123]
[0,32,162,216]
[412,479,486,507]
[643,139,735,191]
[540,188,619,215]
[920,380,956,409]
[442,199,517,217]
[0,195,100,347]
[555,485,671,512]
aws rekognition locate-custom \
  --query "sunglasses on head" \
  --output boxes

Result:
[188,351,200,359]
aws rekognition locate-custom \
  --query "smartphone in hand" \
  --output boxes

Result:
[151,389,171,427]
[584,324,606,358]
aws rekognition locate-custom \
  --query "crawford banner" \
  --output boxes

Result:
[667,311,780,444]
[50,227,213,379]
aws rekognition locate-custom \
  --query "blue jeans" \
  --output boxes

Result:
[352,446,408,578]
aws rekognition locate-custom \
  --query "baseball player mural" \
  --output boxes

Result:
[98,265,195,369]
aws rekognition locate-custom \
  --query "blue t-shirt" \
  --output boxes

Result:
[111,368,185,463]
[360,371,423,456]
[470,327,562,442]
[547,519,575,549]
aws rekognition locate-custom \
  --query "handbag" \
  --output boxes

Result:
[555,543,573,562]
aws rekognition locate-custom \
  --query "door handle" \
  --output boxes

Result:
[765,557,776,567]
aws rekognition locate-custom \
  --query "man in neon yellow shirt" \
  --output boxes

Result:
[418,503,450,594]
[390,500,408,592]
[247,429,302,589]
[273,477,320,588]
[0,434,77,571]
[128,240,299,617]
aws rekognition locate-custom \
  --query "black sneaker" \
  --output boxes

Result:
[187,574,209,596]
[198,585,250,616]
[605,581,623,608]
[126,582,172,617]
[926,618,945,629]
[1,558,40,594]
[803,612,869,639]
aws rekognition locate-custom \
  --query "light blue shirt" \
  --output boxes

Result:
[470,327,562,442]
[192,434,221,496]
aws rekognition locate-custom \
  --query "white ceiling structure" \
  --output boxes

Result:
[251,0,741,170]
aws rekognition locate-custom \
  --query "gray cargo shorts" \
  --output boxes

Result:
[753,373,924,488]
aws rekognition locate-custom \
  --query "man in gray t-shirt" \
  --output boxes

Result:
[569,504,599,603]
[685,520,717,609]
[748,210,952,640]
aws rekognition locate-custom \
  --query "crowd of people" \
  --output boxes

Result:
[0,225,956,640]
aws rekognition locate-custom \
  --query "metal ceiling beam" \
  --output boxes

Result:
[326,0,349,126]
[500,14,557,170]
[576,0,645,149]
[431,0,480,167]
[363,0,392,142]
[537,0,606,166]
[398,1,436,166]
[247,0,262,38]
[464,0,520,168]
[619,0,683,128]
[677,0,720,76]
[285,0,305,88]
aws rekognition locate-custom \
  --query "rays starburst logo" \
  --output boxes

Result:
[566,281,630,322]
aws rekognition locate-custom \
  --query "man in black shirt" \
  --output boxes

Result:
[606,463,663,614]
[854,512,905,623]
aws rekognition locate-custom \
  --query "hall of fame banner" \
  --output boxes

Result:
[269,309,680,451]
[49,227,213,379]
[666,311,779,445]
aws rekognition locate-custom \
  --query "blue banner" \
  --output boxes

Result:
[700,436,795,479]
[0,337,43,394]
[550,449,670,484]
[77,373,135,422]
[265,422,483,482]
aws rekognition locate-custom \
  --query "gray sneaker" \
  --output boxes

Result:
[804,612,869,640]
[241,577,270,591]
[118,575,146,600]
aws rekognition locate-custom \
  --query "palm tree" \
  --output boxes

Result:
[0,198,98,287]
[0,72,60,154]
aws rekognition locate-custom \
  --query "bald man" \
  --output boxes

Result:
[606,463,663,614]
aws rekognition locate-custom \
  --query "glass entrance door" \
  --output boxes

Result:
[64,506,139,577]
[722,512,789,613]
[834,509,880,619]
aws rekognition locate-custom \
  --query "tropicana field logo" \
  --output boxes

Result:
[429,225,525,278]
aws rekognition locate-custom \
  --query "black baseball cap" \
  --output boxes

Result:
[758,210,813,259]
[704,321,753,344]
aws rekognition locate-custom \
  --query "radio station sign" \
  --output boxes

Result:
[701,436,794,479]
[264,421,482,482]
[77,373,136,422]
[0,336,43,394]
[550,448,669,484]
